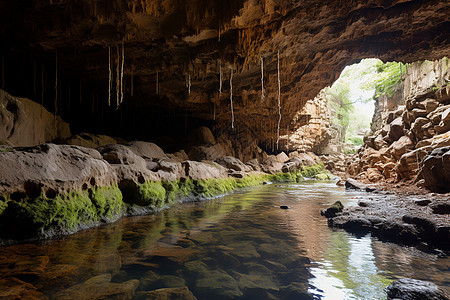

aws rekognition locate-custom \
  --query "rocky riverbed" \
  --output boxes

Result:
[322,179,450,254]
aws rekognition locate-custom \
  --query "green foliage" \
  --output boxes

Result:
[369,61,406,97]
[347,136,363,146]
[314,172,332,180]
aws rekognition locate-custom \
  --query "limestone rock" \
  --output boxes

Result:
[385,278,448,300]
[188,144,226,161]
[388,136,414,159]
[366,167,384,182]
[275,152,289,163]
[421,98,440,113]
[0,144,115,195]
[66,133,117,148]
[0,90,71,147]
[182,161,227,180]
[185,127,215,147]
[260,156,283,174]
[127,141,168,160]
[321,201,344,218]
[420,147,450,193]
[215,156,249,172]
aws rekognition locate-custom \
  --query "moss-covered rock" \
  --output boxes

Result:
[314,172,332,180]
[0,185,123,240]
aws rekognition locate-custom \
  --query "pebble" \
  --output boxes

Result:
[280,206,289,209]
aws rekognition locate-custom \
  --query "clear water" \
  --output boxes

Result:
[0,181,448,299]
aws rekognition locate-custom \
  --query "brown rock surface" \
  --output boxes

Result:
[0,90,71,147]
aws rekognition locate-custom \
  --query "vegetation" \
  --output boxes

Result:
[326,59,406,145]
[0,164,329,240]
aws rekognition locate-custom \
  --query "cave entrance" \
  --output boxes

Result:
[318,58,406,154]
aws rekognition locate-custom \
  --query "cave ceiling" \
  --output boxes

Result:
[0,0,448,144]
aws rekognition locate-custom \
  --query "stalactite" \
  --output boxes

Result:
[260,55,264,102]
[230,66,234,130]
[79,80,82,104]
[276,51,281,150]
[116,46,120,108]
[120,41,125,104]
[108,46,111,106]
[186,73,191,95]
[219,63,223,94]
[55,50,58,117]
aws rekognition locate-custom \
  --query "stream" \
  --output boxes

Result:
[0,181,448,299]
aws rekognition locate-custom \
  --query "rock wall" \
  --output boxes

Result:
[0,90,71,147]
[282,89,341,154]
[348,57,450,192]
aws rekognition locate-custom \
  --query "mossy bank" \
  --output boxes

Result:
[0,165,329,243]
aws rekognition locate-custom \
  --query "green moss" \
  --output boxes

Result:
[299,163,325,178]
[314,173,332,180]
[0,185,123,239]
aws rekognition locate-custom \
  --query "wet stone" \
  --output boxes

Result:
[134,286,197,300]
[193,269,242,299]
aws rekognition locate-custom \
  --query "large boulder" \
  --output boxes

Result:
[188,144,227,161]
[388,136,414,159]
[185,126,215,147]
[0,89,71,146]
[386,278,448,300]
[0,144,115,194]
[387,117,405,142]
[420,146,450,193]
[182,161,227,180]
[126,141,168,160]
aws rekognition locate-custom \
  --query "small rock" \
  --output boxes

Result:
[385,278,448,300]
[414,199,431,206]
[321,201,344,218]
[280,205,289,209]
[430,202,450,215]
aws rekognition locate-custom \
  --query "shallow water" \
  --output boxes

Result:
[0,181,448,299]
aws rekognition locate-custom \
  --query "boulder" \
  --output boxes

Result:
[0,144,115,194]
[188,144,226,161]
[126,141,168,160]
[411,108,429,119]
[411,117,431,140]
[345,178,375,192]
[0,89,71,146]
[66,133,117,148]
[385,278,448,300]
[167,150,189,162]
[436,86,450,103]
[321,201,344,218]
[434,107,450,134]
[366,167,384,182]
[215,156,249,172]
[97,144,159,183]
[260,156,283,174]
[246,159,262,171]
[275,152,289,163]
[182,161,227,180]
[421,98,440,113]
[185,127,215,147]
[420,146,450,193]
[388,136,414,159]
[428,105,450,125]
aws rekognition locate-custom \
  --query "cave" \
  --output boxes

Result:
[0,1,449,299]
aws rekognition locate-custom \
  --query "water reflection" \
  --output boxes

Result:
[0,182,448,299]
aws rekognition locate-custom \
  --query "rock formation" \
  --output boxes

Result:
[0,1,448,151]
[348,58,450,192]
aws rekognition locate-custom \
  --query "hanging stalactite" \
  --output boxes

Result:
[108,46,111,106]
[156,70,159,95]
[120,40,125,104]
[276,51,282,150]
[260,55,265,102]
[230,66,234,130]
[55,50,58,117]
[219,62,223,94]
[186,73,191,95]
[116,45,120,108]
[41,64,44,106]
